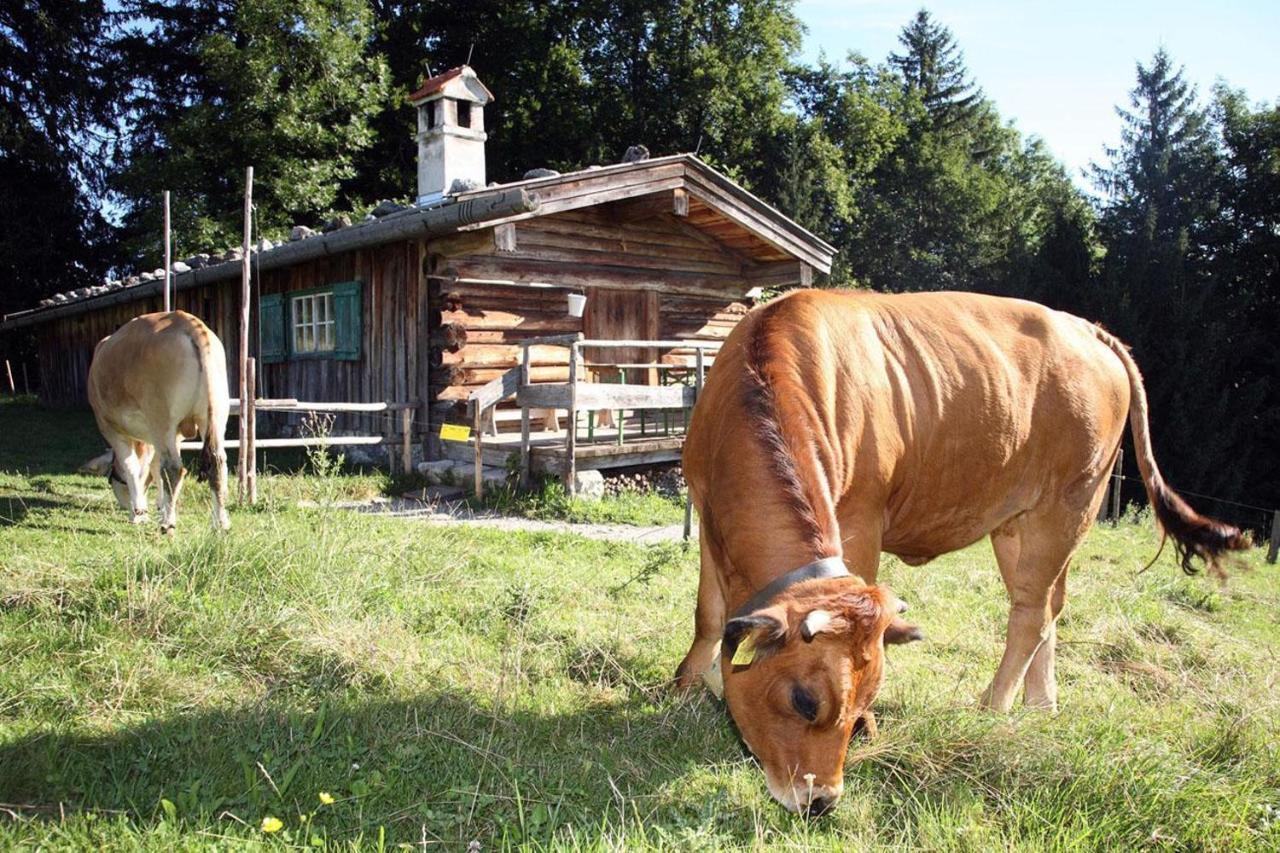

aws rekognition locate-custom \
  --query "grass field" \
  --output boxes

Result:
[1,397,1278,850]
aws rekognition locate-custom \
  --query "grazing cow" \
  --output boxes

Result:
[676,289,1248,814]
[87,311,231,532]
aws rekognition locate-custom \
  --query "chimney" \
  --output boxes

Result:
[408,65,493,205]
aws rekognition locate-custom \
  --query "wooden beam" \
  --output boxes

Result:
[673,187,689,217]
[605,188,690,221]
[743,260,814,288]
[468,365,523,411]
[494,222,517,252]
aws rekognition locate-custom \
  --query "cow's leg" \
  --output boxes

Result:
[108,435,151,522]
[675,520,728,691]
[980,518,1076,712]
[156,434,186,533]
[1023,571,1068,709]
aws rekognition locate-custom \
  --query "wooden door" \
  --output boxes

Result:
[583,288,658,384]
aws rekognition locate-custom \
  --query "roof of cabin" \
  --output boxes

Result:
[0,154,835,331]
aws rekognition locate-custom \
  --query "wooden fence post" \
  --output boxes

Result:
[245,357,257,504]
[683,347,705,541]
[1098,450,1123,522]
[1109,449,1123,521]
[162,190,172,312]
[1268,510,1279,565]
[238,167,253,502]
[21,362,29,395]
[520,343,532,488]
[473,401,484,498]
[565,342,579,495]
[3,360,13,395]
[399,404,409,471]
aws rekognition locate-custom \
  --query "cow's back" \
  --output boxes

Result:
[685,289,1131,565]
[88,311,222,440]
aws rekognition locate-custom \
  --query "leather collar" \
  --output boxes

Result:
[731,555,849,618]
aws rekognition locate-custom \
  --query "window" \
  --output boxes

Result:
[291,291,335,354]
[260,281,361,363]
[457,100,472,128]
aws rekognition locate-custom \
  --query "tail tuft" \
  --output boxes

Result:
[1151,481,1252,578]
[196,402,217,484]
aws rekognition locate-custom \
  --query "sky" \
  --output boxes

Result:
[793,0,1280,186]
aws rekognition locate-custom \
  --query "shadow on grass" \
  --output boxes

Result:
[0,688,758,847]
[0,495,80,526]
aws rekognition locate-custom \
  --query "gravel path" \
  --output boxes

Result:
[349,495,695,544]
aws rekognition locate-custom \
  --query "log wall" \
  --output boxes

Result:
[427,207,751,424]
[33,205,753,450]
[35,239,429,439]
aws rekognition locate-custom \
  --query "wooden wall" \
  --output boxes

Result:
[36,283,238,407]
[257,239,426,435]
[34,239,429,439]
[426,206,752,425]
[33,204,753,450]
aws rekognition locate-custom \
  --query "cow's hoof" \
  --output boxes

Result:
[160,524,175,536]
[130,513,149,526]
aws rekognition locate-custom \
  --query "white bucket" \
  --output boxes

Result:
[566,292,587,318]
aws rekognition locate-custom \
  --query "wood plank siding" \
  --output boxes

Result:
[20,156,834,463]
[427,206,750,421]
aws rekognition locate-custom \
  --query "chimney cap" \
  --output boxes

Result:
[408,65,494,105]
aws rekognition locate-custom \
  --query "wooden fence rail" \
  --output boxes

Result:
[185,398,419,484]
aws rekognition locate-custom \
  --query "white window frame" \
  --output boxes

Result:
[290,291,336,355]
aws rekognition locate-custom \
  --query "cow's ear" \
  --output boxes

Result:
[723,607,787,666]
[884,616,923,645]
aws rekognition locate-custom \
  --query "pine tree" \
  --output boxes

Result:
[888,8,983,132]
[1092,49,1252,501]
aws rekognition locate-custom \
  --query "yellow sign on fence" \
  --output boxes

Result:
[440,423,471,442]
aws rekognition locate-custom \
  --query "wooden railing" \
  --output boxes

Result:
[464,333,718,499]
[181,398,419,474]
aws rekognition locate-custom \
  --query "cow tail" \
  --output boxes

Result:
[194,334,221,486]
[1093,326,1251,578]
[197,403,218,483]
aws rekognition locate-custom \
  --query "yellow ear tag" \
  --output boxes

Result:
[731,633,758,667]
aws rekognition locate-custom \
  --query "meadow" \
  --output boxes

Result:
[1,396,1277,850]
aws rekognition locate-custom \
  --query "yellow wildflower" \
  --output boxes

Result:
[318,791,335,805]
[261,816,283,834]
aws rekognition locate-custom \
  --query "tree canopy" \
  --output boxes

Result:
[0,2,1275,516]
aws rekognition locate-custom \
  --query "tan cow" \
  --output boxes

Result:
[676,289,1248,815]
[87,311,231,532]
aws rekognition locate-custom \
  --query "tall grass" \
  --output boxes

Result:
[1,398,1277,849]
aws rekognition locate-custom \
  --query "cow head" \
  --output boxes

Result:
[105,453,131,509]
[104,449,154,511]
[721,579,921,815]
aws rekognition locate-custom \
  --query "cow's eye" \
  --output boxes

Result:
[790,685,819,722]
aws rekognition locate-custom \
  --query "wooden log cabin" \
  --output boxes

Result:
[0,66,835,470]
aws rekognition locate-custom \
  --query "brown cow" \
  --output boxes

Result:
[676,289,1248,814]
[87,311,231,533]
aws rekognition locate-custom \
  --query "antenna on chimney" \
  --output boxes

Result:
[466,41,475,66]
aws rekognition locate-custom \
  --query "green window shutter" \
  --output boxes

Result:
[260,293,286,363]
[333,280,362,361]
